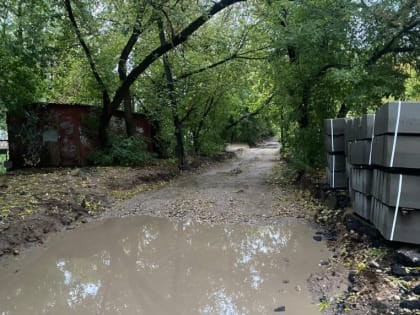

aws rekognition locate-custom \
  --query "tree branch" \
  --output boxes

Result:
[64,0,110,104]
[315,63,350,80]
[225,94,274,130]
[235,55,268,60]
[110,0,246,110]
[118,20,142,81]
[176,46,269,81]
[366,18,420,66]
[180,105,197,123]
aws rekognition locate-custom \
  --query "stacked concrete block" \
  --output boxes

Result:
[347,114,375,221]
[325,101,420,244]
[370,101,420,244]
[344,118,355,179]
[324,118,347,189]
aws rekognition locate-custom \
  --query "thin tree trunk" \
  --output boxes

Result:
[98,98,112,147]
[123,94,135,136]
[192,96,215,154]
[298,84,310,128]
[65,0,244,146]
[158,19,186,169]
[280,105,286,147]
[337,103,348,118]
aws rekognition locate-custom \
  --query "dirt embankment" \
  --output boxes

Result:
[0,157,224,257]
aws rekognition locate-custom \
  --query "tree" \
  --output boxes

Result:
[137,1,270,166]
[0,0,62,118]
[265,0,419,171]
[64,0,246,147]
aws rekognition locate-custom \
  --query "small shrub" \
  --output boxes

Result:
[285,126,324,173]
[0,154,6,174]
[88,135,152,167]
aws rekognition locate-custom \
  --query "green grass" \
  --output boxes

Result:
[0,154,6,174]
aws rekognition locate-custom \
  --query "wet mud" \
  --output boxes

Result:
[0,215,327,315]
[0,140,338,314]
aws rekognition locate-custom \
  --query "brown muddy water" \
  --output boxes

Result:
[0,215,327,315]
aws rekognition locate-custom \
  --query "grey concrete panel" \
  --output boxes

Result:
[350,167,373,195]
[349,140,372,166]
[349,188,356,203]
[372,169,420,209]
[371,198,420,244]
[324,118,346,136]
[353,117,362,140]
[345,141,352,158]
[345,118,356,143]
[372,135,420,169]
[374,102,420,136]
[352,191,372,222]
[356,114,375,140]
[326,167,348,189]
[346,158,351,179]
[326,153,346,171]
[325,135,345,153]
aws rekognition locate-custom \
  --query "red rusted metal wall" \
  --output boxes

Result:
[7,103,154,168]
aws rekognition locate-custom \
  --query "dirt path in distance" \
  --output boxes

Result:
[112,140,313,224]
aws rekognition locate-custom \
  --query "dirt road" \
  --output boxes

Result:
[114,140,299,224]
[0,140,337,315]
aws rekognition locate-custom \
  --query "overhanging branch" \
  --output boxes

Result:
[110,0,246,110]
[176,45,269,81]
[225,93,274,131]
[64,0,110,104]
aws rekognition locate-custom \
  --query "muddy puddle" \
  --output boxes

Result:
[0,215,327,315]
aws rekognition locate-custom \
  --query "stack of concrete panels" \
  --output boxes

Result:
[324,118,347,189]
[370,101,420,244]
[344,118,355,179]
[348,114,375,221]
[349,114,375,166]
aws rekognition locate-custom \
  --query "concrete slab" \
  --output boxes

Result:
[349,140,372,166]
[352,191,372,222]
[324,118,346,136]
[353,117,362,140]
[372,169,420,209]
[372,135,420,169]
[371,198,420,244]
[346,158,351,179]
[375,101,420,136]
[345,141,352,158]
[327,153,346,171]
[345,118,356,143]
[325,135,345,153]
[356,114,375,140]
[350,168,373,195]
[326,167,347,189]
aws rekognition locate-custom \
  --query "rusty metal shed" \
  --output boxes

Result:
[7,103,154,168]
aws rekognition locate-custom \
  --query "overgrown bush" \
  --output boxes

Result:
[0,154,6,174]
[88,135,152,167]
[227,115,274,146]
[284,126,324,173]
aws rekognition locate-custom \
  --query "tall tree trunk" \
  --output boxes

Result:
[98,96,113,147]
[123,93,135,136]
[192,96,215,154]
[158,19,186,169]
[298,84,310,128]
[337,103,348,118]
[280,105,286,147]
[174,115,186,167]
[66,0,245,147]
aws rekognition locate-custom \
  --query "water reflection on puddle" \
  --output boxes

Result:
[0,216,326,315]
